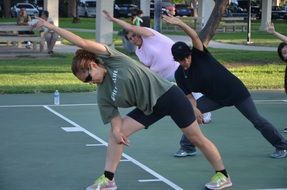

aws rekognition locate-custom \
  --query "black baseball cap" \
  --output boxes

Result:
[171,41,191,61]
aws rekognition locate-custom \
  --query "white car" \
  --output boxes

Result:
[11,3,39,18]
[78,0,97,17]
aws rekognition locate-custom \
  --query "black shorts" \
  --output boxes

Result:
[127,85,195,129]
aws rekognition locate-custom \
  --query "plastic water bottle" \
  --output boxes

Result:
[53,90,60,105]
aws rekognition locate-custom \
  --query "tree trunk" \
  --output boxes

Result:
[68,0,77,17]
[199,0,229,46]
[3,0,11,18]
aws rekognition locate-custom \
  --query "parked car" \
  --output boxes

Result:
[114,3,138,18]
[150,1,175,17]
[78,0,97,17]
[223,3,247,17]
[162,1,176,15]
[251,6,261,19]
[272,6,287,19]
[11,3,39,18]
[175,4,193,17]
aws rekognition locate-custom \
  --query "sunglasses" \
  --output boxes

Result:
[84,68,92,83]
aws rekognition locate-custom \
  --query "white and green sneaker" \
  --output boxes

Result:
[86,174,117,190]
[205,172,232,190]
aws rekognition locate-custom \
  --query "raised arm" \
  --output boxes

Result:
[266,22,287,43]
[103,10,153,37]
[35,17,107,54]
[162,15,203,51]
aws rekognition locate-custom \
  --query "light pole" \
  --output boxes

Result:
[246,0,253,44]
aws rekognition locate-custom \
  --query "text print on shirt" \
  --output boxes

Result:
[111,69,119,101]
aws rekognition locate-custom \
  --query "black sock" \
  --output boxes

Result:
[216,169,228,178]
[104,171,114,181]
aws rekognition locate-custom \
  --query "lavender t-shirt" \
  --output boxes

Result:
[135,28,179,80]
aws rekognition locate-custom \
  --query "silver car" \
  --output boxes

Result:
[11,3,39,18]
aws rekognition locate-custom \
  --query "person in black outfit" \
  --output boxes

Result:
[163,15,287,158]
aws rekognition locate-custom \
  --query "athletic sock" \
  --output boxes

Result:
[104,171,114,181]
[216,169,228,178]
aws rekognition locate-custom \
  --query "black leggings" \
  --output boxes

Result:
[128,85,196,129]
[180,96,287,150]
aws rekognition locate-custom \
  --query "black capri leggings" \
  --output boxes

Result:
[128,85,196,129]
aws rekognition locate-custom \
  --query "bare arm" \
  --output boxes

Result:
[266,22,287,43]
[162,15,203,51]
[103,10,153,37]
[35,17,107,54]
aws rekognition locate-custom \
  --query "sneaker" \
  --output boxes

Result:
[283,128,287,133]
[174,148,197,157]
[86,174,117,190]
[270,149,287,159]
[205,172,232,190]
[203,112,212,124]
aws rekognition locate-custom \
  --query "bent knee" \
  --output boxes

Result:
[121,116,145,137]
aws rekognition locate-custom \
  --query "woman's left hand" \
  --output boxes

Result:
[162,14,182,25]
[266,22,275,34]
[113,131,130,146]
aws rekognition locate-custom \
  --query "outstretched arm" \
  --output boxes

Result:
[35,17,107,54]
[266,22,287,43]
[162,15,203,51]
[103,10,153,37]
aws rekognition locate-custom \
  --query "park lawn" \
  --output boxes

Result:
[0,17,286,93]
[0,49,285,94]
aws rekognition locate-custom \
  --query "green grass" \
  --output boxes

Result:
[0,17,286,94]
[209,48,280,63]
[0,49,285,94]
[0,54,95,94]
[214,20,287,46]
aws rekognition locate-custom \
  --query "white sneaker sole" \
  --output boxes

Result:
[205,182,232,190]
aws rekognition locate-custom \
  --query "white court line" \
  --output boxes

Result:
[0,99,286,109]
[120,159,130,162]
[42,105,183,190]
[61,127,84,132]
[86,144,105,147]
[251,189,287,190]
[138,179,162,182]
[0,103,98,108]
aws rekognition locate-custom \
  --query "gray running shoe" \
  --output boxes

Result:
[174,148,197,157]
[270,149,287,158]
[283,128,287,133]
